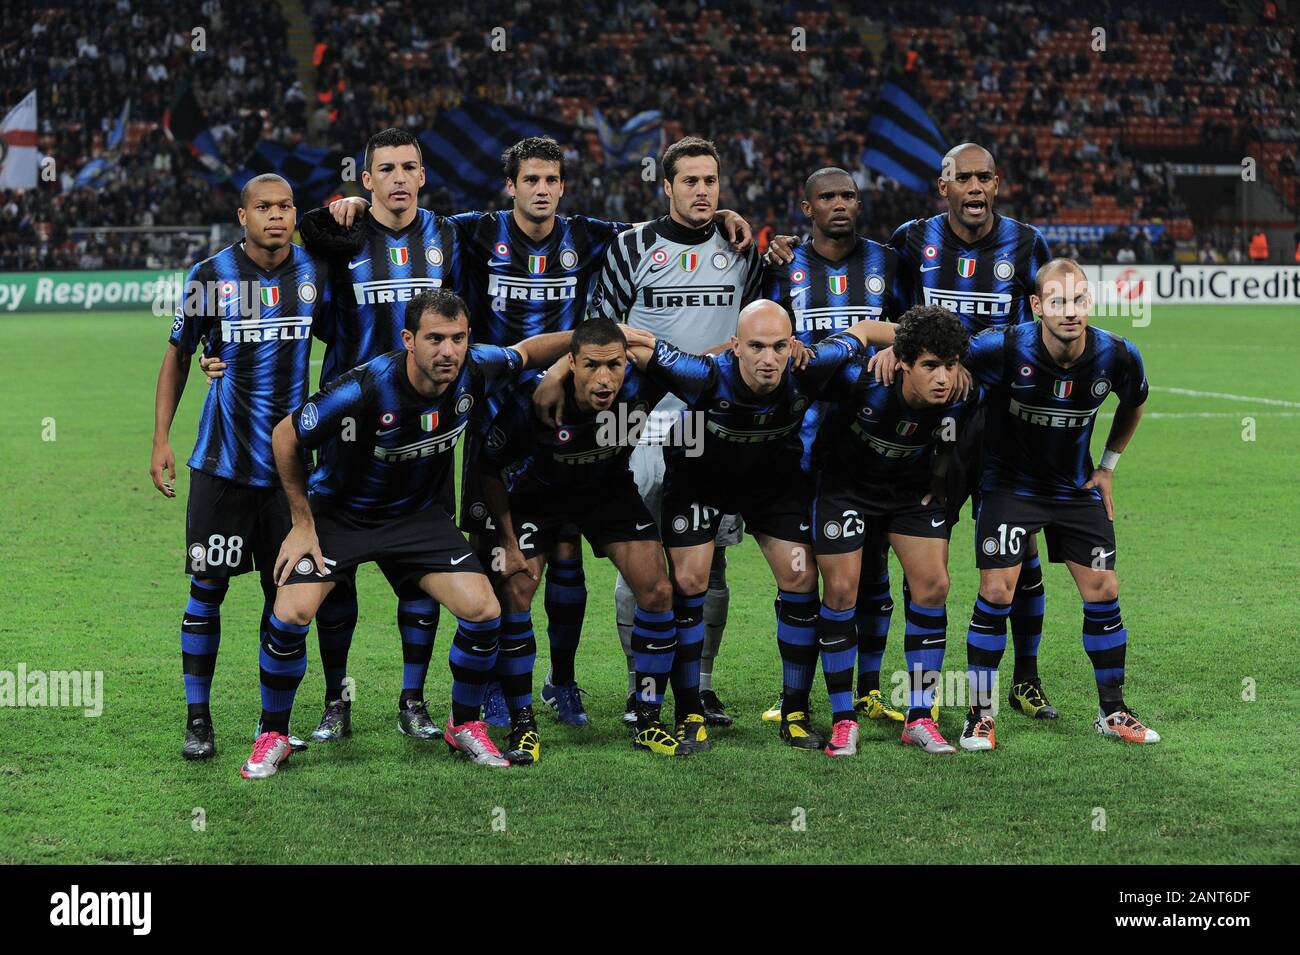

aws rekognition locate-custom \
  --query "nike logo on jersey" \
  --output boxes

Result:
[930,518,946,527]
[920,265,942,272]
[799,523,810,531]
[375,427,401,436]
[348,258,371,270]
[450,554,472,565]
[635,522,655,531]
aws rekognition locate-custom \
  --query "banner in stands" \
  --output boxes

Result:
[0,271,182,313]
[1088,264,1300,305]
[1036,223,1167,244]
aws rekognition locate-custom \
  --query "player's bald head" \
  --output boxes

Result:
[240,173,293,208]
[941,143,995,180]
[804,166,854,201]
[737,299,793,339]
[1034,257,1088,295]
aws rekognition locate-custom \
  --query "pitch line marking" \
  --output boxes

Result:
[1150,386,1300,408]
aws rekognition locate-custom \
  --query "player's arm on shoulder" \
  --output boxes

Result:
[511,331,573,373]
[959,326,1006,387]
[793,331,864,387]
[715,209,753,251]
[764,232,801,265]
[327,195,369,228]
[642,337,715,405]
[845,318,897,351]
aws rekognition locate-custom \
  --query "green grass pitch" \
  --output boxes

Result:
[1,305,1296,864]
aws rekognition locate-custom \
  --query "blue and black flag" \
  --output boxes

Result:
[419,99,573,209]
[861,80,949,194]
[163,82,232,185]
[231,141,347,207]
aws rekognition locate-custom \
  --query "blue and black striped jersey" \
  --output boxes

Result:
[293,345,521,520]
[764,237,907,343]
[965,323,1147,501]
[314,208,463,386]
[449,211,628,347]
[764,235,907,471]
[889,213,1051,335]
[169,242,333,487]
[815,358,983,499]
[482,365,668,496]
[641,334,864,486]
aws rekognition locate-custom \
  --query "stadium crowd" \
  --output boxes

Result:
[1,0,1294,270]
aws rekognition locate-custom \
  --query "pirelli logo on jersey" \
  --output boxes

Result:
[220,315,312,343]
[1009,399,1098,429]
[793,305,882,333]
[551,445,625,466]
[641,285,735,309]
[850,422,925,459]
[922,287,1012,319]
[487,274,578,301]
[373,421,467,462]
[352,277,442,305]
[704,419,800,443]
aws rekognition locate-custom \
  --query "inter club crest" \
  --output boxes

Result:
[260,286,279,308]
[957,256,977,278]
[828,274,848,295]
[389,247,409,266]
[1053,380,1073,399]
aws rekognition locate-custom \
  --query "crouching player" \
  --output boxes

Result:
[480,318,691,759]
[810,305,980,756]
[958,257,1158,750]
[619,299,894,751]
[240,289,573,777]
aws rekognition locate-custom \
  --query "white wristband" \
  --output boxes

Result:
[1099,449,1121,471]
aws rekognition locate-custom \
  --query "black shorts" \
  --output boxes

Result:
[184,470,290,577]
[459,466,582,547]
[811,469,950,557]
[285,502,485,592]
[660,472,812,549]
[510,476,659,560]
[974,491,1116,570]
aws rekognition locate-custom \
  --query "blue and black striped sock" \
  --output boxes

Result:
[670,592,706,720]
[543,556,585,685]
[854,570,892,696]
[631,605,676,708]
[315,587,357,704]
[259,613,309,735]
[904,599,946,721]
[1082,599,1127,714]
[1011,554,1045,683]
[776,589,819,715]
[397,597,438,705]
[181,577,229,721]
[448,616,501,725]
[966,595,1011,714]
[817,605,858,722]
[497,611,537,713]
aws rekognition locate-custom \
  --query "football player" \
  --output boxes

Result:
[957,258,1159,750]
